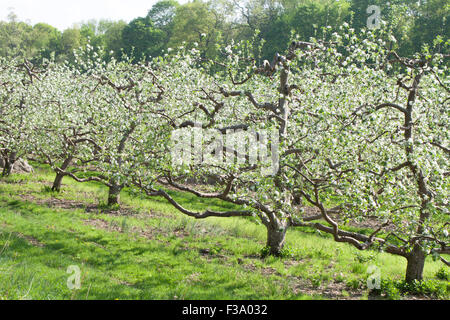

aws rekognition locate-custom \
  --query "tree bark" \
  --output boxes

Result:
[1,152,17,177]
[402,74,427,284]
[266,224,287,256]
[52,156,73,192]
[107,183,122,206]
[105,124,135,206]
[52,173,65,192]
[405,245,426,282]
[1,159,12,177]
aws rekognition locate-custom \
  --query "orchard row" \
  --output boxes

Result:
[1,27,448,282]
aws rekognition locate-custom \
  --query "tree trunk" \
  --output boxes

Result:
[266,224,287,256]
[52,173,65,192]
[51,156,73,192]
[107,184,122,206]
[1,159,12,177]
[1,153,16,177]
[405,246,426,282]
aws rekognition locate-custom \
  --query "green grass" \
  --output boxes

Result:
[0,163,448,300]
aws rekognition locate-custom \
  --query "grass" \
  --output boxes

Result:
[0,163,448,300]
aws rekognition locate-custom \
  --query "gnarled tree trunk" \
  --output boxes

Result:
[1,159,12,177]
[52,173,65,192]
[405,245,426,282]
[107,183,123,206]
[52,156,73,192]
[266,224,287,256]
[1,152,17,177]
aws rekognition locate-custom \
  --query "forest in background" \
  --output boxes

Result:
[0,0,448,65]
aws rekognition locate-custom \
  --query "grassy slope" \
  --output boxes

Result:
[0,164,448,300]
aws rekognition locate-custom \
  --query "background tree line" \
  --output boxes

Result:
[1,0,448,65]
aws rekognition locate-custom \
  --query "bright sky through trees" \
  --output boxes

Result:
[0,0,185,31]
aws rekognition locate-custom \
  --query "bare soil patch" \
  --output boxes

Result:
[14,232,45,248]
[17,193,164,219]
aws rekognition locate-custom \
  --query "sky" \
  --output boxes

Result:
[0,0,185,31]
